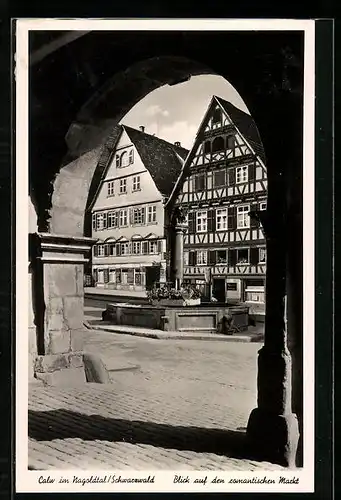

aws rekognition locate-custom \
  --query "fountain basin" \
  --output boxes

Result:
[102,302,249,334]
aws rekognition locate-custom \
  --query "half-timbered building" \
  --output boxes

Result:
[170,96,267,309]
[89,124,188,291]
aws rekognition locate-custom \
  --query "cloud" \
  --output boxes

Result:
[156,120,197,150]
[145,104,169,118]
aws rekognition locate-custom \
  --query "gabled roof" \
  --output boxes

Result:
[166,95,266,207]
[123,125,189,196]
[214,96,266,164]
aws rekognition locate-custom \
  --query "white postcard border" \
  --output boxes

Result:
[15,18,315,494]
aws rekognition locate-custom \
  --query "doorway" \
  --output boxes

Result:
[212,278,226,303]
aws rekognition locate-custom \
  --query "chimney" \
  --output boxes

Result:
[174,141,181,147]
[139,125,145,132]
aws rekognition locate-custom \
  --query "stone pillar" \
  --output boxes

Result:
[173,223,187,289]
[246,209,300,467]
[29,232,96,384]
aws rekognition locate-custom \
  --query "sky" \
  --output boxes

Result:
[121,75,249,151]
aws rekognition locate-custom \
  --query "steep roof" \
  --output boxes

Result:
[166,95,266,208]
[123,125,189,197]
[214,95,266,164]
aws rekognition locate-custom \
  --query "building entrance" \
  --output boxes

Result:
[212,278,226,303]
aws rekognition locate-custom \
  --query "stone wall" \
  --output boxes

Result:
[43,262,84,354]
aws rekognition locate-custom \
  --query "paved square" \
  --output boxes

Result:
[28,328,284,471]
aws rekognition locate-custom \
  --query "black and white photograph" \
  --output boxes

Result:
[16,19,316,493]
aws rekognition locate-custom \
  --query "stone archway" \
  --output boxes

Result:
[29,31,304,466]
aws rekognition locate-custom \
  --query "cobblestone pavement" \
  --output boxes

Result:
[28,319,284,471]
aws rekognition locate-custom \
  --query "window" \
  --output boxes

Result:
[236,166,248,184]
[120,242,130,255]
[96,212,107,230]
[197,251,208,266]
[149,240,158,254]
[108,269,115,282]
[115,154,120,167]
[196,211,207,233]
[227,135,235,149]
[97,270,104,283]
[132,241,141,255]
[107,211,118,228]
[217,249,227,263]
[211,136,224,153]
[116,269,121,284]
[184,252,189,266]
[119,178,127,194]
[135,269,142,285]
[120,152,129,167]
[129,150,134,164]
[119,209,128,227]
[237,248,249,264]
[133,175,140,191]
[237,205,250,229]
[195,173,206,192]
[108,244,115,256]
[203,141,211,154]
[259,247,266,263]
[216,208,227,231]
[213,169,226,187]
[147,205,157,223]
[260,202,267,211]
[133,207,145,225]
[212,108,221,124]
[107,181,115,197]
[98,245,105,257]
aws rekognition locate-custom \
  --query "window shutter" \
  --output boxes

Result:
[189,251,196,266]
[141,207,146,224]
[157,240,162,253]
[103,269,109,283]
[250,203,259,228]
[228,167,235,185]
[93,245,98,257]
[104,244,109,256]
[249,163,256,182]
[188,212,195,233]
[129,149,134,164]
[130,208,134,224]
[229,249,237,267]
[93,269,98,282]
[103,212,107,229]
[250,247,259,265]
[116,243,121,256]
[207,210,216,232]
[92,214,96,230]
[208,250,216,265]
[142,241,149,254]
[227,206,237,230]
